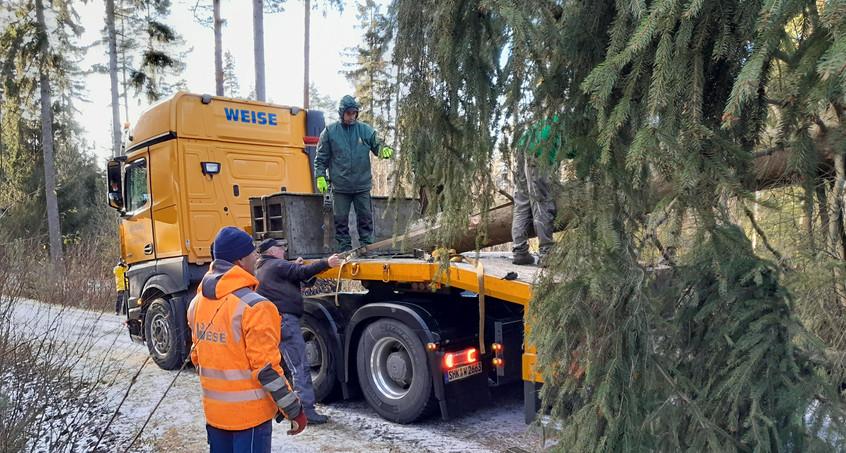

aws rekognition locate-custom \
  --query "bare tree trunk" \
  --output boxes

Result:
[303,0,310,108]
[803,184,814,250]
[120,0,129,122]
[106,0,122,157]
[214,0,224,96]
[830,153,846,306]
[35,0,63,263]
[253,0,266,101]
[814,183,829,254]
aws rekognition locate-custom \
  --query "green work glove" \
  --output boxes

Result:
[316,176,328,194]
[379,146,393,159]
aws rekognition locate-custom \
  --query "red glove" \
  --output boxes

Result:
[287,410,307,435]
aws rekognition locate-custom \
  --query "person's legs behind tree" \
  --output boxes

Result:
[280,315,328,424]
[511,152,535,265]
[351,191,374,250]
[526,162,556,266]
[333,192,354,252]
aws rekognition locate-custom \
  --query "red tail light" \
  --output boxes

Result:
[443,347,478,370]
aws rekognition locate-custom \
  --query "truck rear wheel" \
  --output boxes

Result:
[301,314,339,402]
[356,319,437,423]
[144,298,183,370]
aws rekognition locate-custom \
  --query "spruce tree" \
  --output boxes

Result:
[0,0,106,247]
[123,0,187,102]
[391,0,508,242]
[222,50,240,98]
[390,0,846,450]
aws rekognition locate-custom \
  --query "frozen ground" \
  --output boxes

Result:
[10,299,556,452]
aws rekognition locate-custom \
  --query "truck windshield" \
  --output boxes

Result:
[125,158,149,212]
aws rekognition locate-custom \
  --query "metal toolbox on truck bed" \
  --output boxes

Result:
[250,192,420,258]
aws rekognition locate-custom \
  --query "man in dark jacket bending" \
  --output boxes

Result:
[254,238,341,424]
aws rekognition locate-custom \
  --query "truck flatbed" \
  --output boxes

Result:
[314,250,545,389]
[315,251,541,306]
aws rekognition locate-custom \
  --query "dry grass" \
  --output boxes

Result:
[0,235,124,452]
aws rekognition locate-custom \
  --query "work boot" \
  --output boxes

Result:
[512,252,534,265]
[304,409,329,425]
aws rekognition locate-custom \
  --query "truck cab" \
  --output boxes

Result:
[106,92,324,369]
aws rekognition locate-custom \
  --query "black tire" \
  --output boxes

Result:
[301,314,339,402]
[144,298,184,370]
[356,319,437,423]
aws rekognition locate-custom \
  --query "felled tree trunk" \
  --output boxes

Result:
[382,146,835,253]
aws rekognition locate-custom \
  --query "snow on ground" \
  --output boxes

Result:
[10,299,555,452]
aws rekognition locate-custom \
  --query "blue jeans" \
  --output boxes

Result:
[206,419,272,453]
[279,314,316,412]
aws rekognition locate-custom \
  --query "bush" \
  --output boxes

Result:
[17,235,116,312]
[0,236,124,451]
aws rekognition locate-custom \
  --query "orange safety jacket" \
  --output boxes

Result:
[188,259,302,431]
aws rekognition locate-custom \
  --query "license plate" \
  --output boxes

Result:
[445,361,483,383]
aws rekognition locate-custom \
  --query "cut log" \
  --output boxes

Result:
[371,146,832,253]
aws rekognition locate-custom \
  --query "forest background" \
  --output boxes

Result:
[3,0,846,451]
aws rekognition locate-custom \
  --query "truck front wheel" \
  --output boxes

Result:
[144,298,183,370]
[356,319,437,423]
[301,314,339,402]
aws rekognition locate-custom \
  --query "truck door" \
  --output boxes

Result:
[122,154,156,263]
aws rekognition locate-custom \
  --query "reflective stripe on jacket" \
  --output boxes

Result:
[188,259,300,431]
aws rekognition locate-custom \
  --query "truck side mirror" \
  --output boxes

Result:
[107,159,124,211]
[108,192,123,209]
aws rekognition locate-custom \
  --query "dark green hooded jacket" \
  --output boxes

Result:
[314,95,387,193]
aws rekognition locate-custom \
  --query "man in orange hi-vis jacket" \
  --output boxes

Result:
[188,226,307,452]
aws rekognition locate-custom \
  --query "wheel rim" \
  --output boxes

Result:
[150,311,171,356]
[302,326,324,379]
[370,336,413,400]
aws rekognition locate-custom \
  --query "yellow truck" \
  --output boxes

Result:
[106,92,325,369]
[107,92,543,424]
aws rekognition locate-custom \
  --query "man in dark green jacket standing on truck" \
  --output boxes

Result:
[314,95,393,252]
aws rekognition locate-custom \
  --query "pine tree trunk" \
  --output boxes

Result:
[106,0,122,157]
[214,0,224,96]
[830,153,846,307]
[253,0,266,101]
[120,0,129,122]
[35,0,63,263]
[303,0,310,108]
[804,185,815,251]
[812,183,829,253]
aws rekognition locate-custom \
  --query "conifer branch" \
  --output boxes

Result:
[743,204,786,267]
[653,360,753,453]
